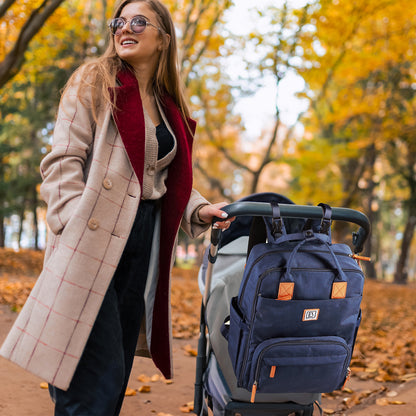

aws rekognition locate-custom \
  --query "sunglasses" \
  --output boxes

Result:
[108,15,161,36]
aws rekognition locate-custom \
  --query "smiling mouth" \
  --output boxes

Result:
[121,40,138,45]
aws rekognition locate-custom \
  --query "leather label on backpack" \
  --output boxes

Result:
[277,282,295,300]
[332,281,347,299]
[303,308,320,321]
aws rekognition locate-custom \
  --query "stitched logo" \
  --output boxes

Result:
[303,308,320,321]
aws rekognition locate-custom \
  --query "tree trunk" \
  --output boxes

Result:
[0,212,5,248]
[17,208,25,250]
[394,144,416,284]
[362,204,377,280]
[362,156,378,280]
[33,187,40,250]
[394,209,416,284]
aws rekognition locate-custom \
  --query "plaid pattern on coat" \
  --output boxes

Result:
[0,69,208,390]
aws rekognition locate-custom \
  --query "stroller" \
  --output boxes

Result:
[193,193,370,416]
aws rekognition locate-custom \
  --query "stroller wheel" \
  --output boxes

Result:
[293,407,314,416]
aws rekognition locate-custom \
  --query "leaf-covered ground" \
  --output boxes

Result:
[352,280,416,384]
[1,248,415,414]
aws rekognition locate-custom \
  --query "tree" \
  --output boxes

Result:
[295,0,416,281]
[189,1,314,199]
[0,0,112,247]
[0,141,16,247]
[0,0,66,88]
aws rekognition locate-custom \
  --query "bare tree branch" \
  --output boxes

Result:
[181,0,211,69]
[194,159,233,201]
[199,92,256,174]
[180,0,231,85]
[249,2,290,193]
[0,0,15,19]
[0,0,66,88]
[183,3,222,86]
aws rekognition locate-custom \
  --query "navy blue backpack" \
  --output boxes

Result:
[223,203,365,402]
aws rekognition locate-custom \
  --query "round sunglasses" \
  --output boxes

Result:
[108,15,162,36]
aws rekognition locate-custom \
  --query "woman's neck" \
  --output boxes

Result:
[133,63,157,98]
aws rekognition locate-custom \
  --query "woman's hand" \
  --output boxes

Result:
[198,202,235,231]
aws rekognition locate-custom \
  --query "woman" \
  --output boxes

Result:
[0,0,232,414]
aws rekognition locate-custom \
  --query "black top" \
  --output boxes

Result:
[156,121,174,160]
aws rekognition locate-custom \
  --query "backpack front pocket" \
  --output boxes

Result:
[249,336,350,400]
[252,295,362,346]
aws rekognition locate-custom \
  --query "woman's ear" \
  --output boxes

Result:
[159,33,171,51]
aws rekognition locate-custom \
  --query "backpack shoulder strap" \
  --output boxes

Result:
[247,216,267,258]
[247,202,288,257]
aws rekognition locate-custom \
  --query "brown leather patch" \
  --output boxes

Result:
[332,281,347,299]
[277,282,294,300]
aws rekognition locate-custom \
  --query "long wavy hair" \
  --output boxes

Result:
[63,0,191,124]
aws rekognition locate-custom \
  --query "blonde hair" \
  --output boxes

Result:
[63,0,191,123]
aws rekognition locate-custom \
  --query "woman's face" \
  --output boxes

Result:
[114,2,163,71]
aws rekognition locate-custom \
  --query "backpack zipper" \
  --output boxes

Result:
[239,247,358,307]
[250,338,350,402]
[239,264,362,310]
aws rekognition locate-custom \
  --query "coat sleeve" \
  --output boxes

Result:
[180,189,211,238]
[40,72,95,235]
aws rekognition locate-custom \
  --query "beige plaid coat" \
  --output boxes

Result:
[0,69,208,390]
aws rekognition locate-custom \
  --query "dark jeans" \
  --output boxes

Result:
[49,200,157,416]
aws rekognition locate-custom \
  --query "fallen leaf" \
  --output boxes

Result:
[179,402,194,413]
[124,387,137,396]
[388,400,406,405]
[40,382,48,389]
[151,374,161,382]
[138,385,151,393]
[183,344,197,357]
[138,374,150,383]
[401,373,416,382]
[323,409,335,414]
[376,398,389,406]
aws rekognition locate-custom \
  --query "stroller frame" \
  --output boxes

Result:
[194,200,371,416]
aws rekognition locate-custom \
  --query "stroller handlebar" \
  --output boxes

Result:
[213,202,371,253]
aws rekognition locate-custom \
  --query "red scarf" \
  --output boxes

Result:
[112,69,196,378]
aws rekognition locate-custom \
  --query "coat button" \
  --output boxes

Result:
[147,165,156,176]
[88,218,99,231]
[102,178,113,190]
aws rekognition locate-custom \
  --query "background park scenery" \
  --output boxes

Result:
[1,1,416,414]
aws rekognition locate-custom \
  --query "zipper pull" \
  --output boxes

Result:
[250,381,257,403]
[342,367,351,389]
[350,254,371,262]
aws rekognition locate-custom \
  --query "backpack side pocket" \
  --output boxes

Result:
[228,296,250,379]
